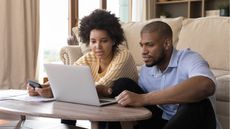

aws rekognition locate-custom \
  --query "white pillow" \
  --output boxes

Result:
[176,17,230,70]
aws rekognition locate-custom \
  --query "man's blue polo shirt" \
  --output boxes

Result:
[138,48,216,120]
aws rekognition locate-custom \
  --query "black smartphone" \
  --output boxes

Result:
[28,80,42,88]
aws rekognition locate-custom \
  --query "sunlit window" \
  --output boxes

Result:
[79,0,100,19]
[39,0,68,81]
[107,0,129,22]
[132,0,143,22]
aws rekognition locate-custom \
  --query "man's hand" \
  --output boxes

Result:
[116,90,146,107]
[96,85,112,97]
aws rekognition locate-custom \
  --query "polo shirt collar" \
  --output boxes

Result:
[149,48,179,76]
[168,48,179,68]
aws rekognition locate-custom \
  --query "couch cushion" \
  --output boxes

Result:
[215,74,230,101]
[122,17,183,66]
[176,17,230,71]
[72,27,91,54]
[214,73,229,129]
[212,69,230,77]
[216,100,229,129]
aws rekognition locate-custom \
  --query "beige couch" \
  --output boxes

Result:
[60,17,230,129]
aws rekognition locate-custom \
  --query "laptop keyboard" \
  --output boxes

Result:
[99,99,110,103]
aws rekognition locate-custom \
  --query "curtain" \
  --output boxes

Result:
[131,0,154,21]
[0,0,39,89]
[143,0,155,20]
[132,0,143,21]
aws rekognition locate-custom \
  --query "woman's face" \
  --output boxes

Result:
[89,29,113,60]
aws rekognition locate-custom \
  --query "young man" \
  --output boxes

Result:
[115,21,221,129]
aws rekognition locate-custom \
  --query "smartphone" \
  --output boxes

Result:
[28,80,42,88]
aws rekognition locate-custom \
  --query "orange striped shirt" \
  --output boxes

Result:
[73,48,138,87]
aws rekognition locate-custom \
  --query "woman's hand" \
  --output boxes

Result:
[96,85,112,97]
[27,82,53,98]
[36,83,53,98]
[27,83,39,96]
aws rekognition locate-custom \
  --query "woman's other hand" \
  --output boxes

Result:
[96,85,112,97]
[27,82,53,98]
[27,83,39,96]
[35,84,53,98]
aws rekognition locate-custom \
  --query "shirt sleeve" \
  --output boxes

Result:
[180,50,216,87]
[95,49,138,87]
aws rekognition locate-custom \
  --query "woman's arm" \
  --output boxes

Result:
[96,50,138,93]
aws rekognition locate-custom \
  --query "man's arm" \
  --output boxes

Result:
[116,76,215,106]
[144,76,215,105]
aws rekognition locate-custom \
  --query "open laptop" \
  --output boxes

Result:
[44,64,116,106]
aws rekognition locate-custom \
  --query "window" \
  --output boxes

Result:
[131,0,143,21]
[39,0,68,81]
[107,0,144,22]
[78,0,100,19]
[107,0,129,22]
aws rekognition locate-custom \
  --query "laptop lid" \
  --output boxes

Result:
[44,64,116,106]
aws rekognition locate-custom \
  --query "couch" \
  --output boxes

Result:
[60,17,230,129]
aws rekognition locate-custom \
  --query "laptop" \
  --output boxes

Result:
[44,64,116,106]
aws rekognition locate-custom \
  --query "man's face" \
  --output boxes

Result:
[140,32,165,67]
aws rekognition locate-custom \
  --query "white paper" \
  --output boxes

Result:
[0,90,55,102]
[10,94,55,102]
[0,90,27,99]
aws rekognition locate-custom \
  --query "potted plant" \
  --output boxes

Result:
[159,11,170,18]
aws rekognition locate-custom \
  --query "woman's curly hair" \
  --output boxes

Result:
[78,9,125,50]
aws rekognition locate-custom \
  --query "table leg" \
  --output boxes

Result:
[14,115,26,129]
[20,115,26,121]
[91,121,99,129]
[120,121,135,129]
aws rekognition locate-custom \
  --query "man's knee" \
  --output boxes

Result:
[178,99,214,113]
[113,78,136,87]
[165,99,216,129]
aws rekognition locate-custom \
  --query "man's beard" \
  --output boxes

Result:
[145,49,165,67]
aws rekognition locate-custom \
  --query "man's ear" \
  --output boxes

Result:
[164,39,171,50]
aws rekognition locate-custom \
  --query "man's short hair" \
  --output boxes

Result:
[141,21,172,39]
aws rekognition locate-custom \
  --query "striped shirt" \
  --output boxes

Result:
[73,48,138,87]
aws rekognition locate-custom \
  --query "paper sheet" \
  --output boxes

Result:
[0,90,55,102]
[0,90,27,99]
[10,94,55,102]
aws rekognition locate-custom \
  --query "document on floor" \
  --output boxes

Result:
[0,90,55,102]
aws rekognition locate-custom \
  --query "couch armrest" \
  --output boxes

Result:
[60,46,83,65]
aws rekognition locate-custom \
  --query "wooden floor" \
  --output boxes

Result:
[0,112,89,129]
